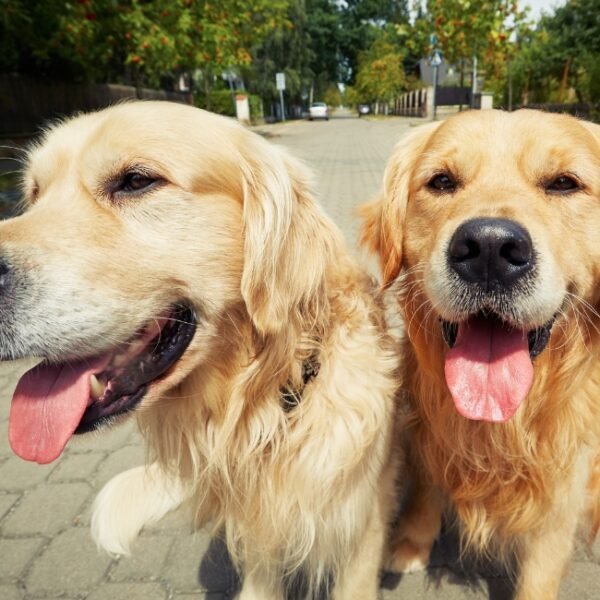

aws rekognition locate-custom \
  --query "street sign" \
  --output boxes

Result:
[276,72,286,91]
[430,50,443,67]
[276,73,286,121]
[428,50,443,121]
[418,58,447,85]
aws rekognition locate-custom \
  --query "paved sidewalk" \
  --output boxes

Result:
[1,112,599,599]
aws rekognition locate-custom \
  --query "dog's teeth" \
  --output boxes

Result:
[90,374,106,400]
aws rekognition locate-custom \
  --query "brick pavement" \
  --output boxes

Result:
[1,111,599,599]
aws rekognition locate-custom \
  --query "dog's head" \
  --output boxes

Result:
[3,101,333,463]
[362,109,600,422]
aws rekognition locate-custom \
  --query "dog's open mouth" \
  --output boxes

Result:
[440,312,555,423]
[8,304,196,464]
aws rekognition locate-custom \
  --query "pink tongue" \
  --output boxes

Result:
[444,317,533,422]
[9,361,101,464]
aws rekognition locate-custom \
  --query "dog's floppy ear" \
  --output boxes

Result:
[359,121,440,287]
[582,120,600,149]
[240,137,334,336]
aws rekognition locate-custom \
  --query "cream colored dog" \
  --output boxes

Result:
[4,102,399,599]
[362,109,600,599]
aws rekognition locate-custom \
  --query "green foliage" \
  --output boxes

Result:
[305,0,342,84]
[507,0,600,104]
[194,89,236,116]
[411,0,529,64]
[0,0,31,72]
[248,93,264,120]
[407,0,530,103]
[7,0,597,118]
[339,0,410,83]
[344,85,361,107]
[194,89,263,121]
[353,31,407,103]
[244,0,313,107]
[323,84,342,107]
[1,0,288,88]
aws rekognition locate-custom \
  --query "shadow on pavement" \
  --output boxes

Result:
[381,521,515,600]
[198,535,332,599]
[198,535,240,599]
[198,522,515,599]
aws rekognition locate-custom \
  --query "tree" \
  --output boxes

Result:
[182,0,289,95]
[338,0,409,83]
[1,0,288,90]
[409,0,530,101]
[305,0,343,98]
[351,33,406,109]
[502,0,600,106]
[245,0,313,111]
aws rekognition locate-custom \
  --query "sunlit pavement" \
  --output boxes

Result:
[0,111,598,599]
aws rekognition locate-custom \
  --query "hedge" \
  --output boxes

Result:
[194,89,263,121]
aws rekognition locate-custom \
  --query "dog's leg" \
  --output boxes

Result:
[513,515,578,600]
[515,455,589,600]
[237,569,283,600]
[388,477,444,573]
[331,499,387,600]
[92,463,188,555]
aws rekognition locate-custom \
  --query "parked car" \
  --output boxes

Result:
[357,104,370,117]
[309,102,329,120]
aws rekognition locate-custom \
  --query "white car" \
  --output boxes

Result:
[308,102,329,121]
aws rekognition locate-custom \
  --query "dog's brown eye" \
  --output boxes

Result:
[120,172,156,193]
[428,173,456,192]
[107,168,164,202]
[546,175,580,194]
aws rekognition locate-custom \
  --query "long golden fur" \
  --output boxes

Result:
[4,101,399,598]
[361,109,600,599]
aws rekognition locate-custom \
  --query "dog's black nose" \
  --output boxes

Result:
[448,218,534,290]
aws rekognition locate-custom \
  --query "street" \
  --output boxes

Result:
[256,107,412,255]
[0,111,599,599]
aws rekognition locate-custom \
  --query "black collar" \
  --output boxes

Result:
[280,353,320,412]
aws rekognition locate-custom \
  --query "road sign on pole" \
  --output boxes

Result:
[276,72,286,121]
[430,50,443,121]
[276,72,286,91]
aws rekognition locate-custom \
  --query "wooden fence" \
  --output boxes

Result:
[0,76,192,137]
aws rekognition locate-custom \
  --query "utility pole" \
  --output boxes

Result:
[471,54,478,108]
[430,49,442,121]
[508,59,513,111]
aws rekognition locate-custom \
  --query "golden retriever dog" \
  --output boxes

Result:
[3,101,399,599]
[361,109,600,599]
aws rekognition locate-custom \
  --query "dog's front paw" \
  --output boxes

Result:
[388,538,431,573]
[91,464,187,555]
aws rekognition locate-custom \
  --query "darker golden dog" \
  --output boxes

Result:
[362,109,600,599]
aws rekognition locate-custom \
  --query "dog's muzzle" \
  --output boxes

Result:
[447,217,534,292]
[439,218,554,423]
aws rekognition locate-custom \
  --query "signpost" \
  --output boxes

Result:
[276,72,286,121]
[471,55,478,108]
[430,49,443,121]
